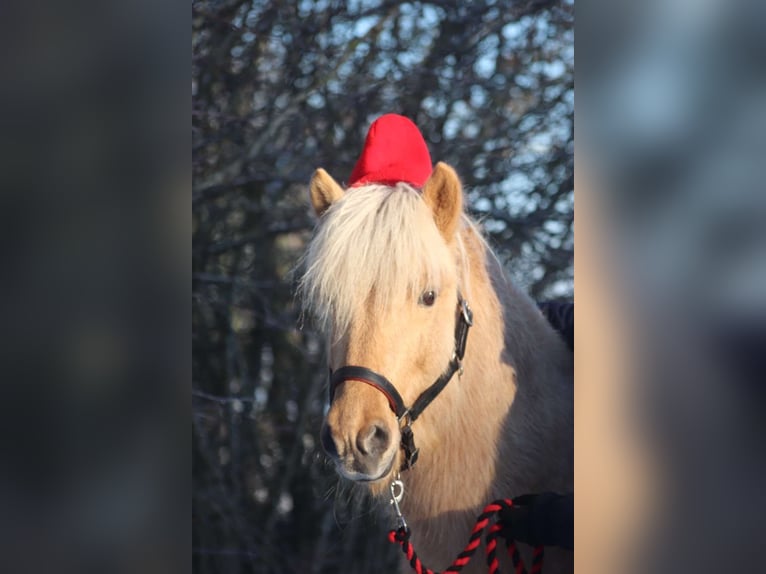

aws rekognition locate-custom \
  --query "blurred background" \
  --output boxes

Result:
[578,0,766,572]
[192,1,573,572]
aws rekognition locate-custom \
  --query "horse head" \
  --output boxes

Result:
[301,162,467,493]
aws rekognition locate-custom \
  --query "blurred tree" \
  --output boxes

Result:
[192,1,572,572]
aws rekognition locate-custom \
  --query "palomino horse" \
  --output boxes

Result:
[301,162,573,573]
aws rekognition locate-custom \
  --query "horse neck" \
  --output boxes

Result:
[401,223,572,521]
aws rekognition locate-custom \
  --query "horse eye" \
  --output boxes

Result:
[419,290,437,307]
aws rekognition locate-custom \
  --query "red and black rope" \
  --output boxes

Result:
[387,499,544,574]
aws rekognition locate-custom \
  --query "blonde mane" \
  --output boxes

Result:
[300,183,465,334]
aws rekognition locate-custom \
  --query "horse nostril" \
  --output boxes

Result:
[356,423,391,457]
[320,424,338,458]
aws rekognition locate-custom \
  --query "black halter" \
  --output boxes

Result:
[328,296,473,471]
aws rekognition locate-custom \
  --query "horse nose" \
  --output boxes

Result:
[355,422,391,457]
[320,423,338,458]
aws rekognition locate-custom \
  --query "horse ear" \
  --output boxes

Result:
[310,168,345,217]
[422,162,463,240]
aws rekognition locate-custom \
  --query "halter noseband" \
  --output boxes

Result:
[328,296,473,471]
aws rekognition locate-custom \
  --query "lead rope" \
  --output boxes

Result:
[387,480,544,574]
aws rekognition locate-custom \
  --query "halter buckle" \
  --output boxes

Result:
[454,299,473,362]
[400,424,420,469]
[460,298,473,326]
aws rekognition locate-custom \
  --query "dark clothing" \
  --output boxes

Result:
[498,492,574,550]
[538,300,574,351]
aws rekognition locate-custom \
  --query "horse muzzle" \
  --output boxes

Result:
[320,418,398,482]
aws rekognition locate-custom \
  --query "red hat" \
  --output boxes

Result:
[348,114,433,187]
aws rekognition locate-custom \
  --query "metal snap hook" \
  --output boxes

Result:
[389,475,408,531]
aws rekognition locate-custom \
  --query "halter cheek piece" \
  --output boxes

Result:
[328,296,473,471]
